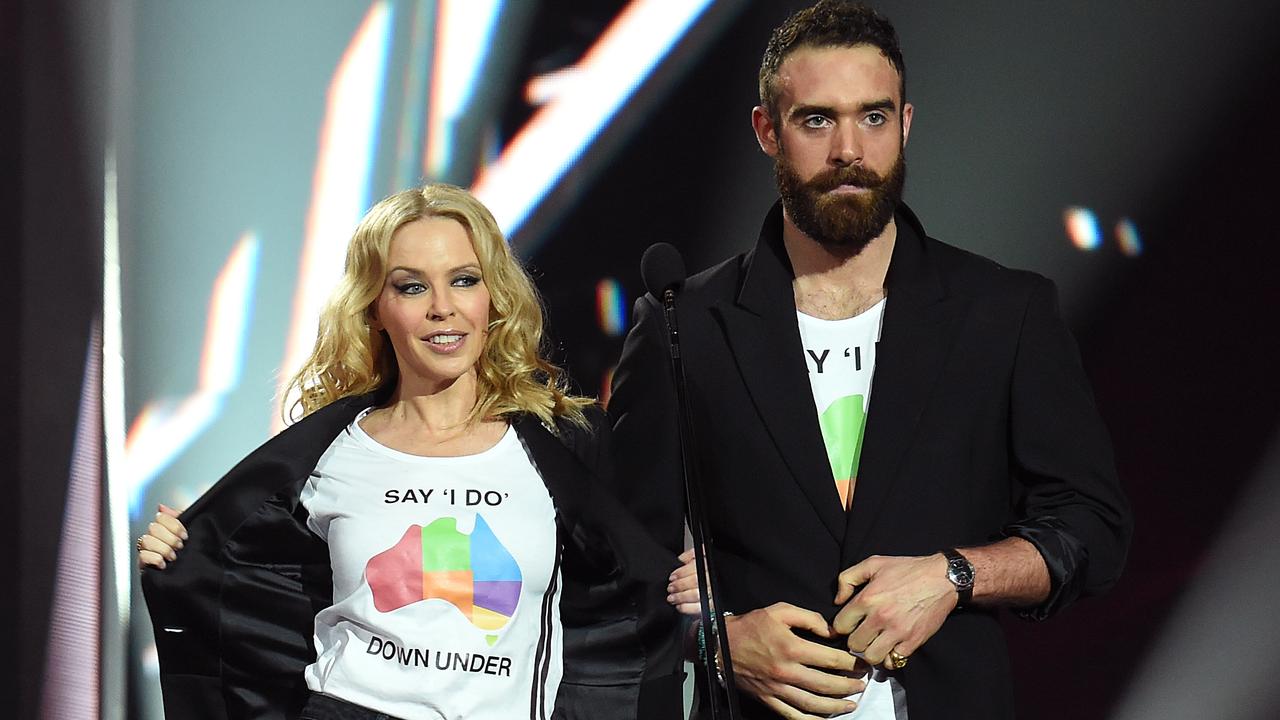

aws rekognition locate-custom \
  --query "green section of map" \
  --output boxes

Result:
[421,517,471,572]
[819,394,867,482]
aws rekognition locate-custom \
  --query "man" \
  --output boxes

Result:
[608,2,1132,719]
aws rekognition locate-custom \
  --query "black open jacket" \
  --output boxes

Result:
[141,394,684,720]
[609,203,1132,719]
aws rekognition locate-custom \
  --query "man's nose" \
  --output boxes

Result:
[830,123,862,166]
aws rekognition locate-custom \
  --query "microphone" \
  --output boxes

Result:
[641,241,686,298]
[638,242,739,719]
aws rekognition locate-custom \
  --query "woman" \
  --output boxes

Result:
[138,184,683,720]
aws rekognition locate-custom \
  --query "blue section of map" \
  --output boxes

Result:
[469,514,522,582]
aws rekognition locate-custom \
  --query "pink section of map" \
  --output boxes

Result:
[366,525,424,612]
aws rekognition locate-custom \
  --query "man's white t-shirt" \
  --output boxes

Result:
[299,412,563,720]
[798,299,906,719]
[797,299,885,511]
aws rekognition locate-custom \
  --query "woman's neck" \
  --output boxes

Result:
[362,373,509,457]
[382,372,482,432]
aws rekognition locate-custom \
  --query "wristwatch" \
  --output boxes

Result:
[942,548,974,606]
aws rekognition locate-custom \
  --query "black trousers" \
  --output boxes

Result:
[298,693,407,720]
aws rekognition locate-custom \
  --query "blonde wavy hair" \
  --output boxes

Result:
[284,183,591,428]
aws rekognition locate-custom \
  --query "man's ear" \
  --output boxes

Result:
[901,101,914,149]
[752,106,780,158]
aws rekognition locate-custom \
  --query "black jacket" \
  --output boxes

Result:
[609,203,1133,719]
[141,394,683,720]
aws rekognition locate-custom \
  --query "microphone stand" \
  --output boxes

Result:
[658,287,740,720]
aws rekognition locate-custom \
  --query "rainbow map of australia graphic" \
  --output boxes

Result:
[366,515,522,644]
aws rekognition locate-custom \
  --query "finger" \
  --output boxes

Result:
[781,633,860,674]
[675,601,702,616]
[863,630,903,667]
[769,603,835,639]
[669,564,698,585]
[668,588,701,606]
[775,682,859,717]
[670,586,701,607]
[139,533,178,562]
[831,597,869,636]
[153,511,188,541]
[894,633,926,658]
[677,548,695,563]
[157,503,182,519]
[138,549,167,570]
[147,521,182,552]
[669,556,697,583]
[846,612,882,654]
[152,517,187,548]
[834,557,878,604]
[785,662,866,696]
[759,695,827,720]
[669,572,700,593]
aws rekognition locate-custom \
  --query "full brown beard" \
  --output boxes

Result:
[775,148,906,255]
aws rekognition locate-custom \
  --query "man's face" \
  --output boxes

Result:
[753,44,913,253]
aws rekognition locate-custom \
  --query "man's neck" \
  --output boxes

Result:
[782,211,896,321]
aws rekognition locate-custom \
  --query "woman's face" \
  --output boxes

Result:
[372,217,492,394]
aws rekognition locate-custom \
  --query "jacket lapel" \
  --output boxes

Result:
[714,204,847,543]
[843,208,965,557]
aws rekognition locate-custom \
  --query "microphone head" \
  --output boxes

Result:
[641,242,687,297]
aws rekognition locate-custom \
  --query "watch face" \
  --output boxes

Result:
[948,558,974,587]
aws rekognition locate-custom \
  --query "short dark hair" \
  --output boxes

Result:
[759,1,906,121]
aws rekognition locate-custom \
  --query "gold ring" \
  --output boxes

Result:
[885,650,909,670]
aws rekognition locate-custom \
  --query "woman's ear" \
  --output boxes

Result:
[367,307,383,332]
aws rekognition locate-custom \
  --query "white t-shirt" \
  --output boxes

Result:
[299,412,563,720]
[798,299,906,720]
[796,299,886,511]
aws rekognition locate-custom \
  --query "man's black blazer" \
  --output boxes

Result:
[609,202,1132,719]
[141,394,684,720]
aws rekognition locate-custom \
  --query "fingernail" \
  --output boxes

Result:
[176,540,185,550]
[667,583,675,592]
[158,561,166,570]
[666,595,675,603]
[180,530,189,540]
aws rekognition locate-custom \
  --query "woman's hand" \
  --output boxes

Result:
[667,549,702,616]
[137,504,188,571]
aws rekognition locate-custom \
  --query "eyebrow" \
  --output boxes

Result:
[788,98,897,121]
[387,263,482,276]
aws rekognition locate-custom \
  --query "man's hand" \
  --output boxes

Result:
[831,554,957,666]
[726,603,867,719]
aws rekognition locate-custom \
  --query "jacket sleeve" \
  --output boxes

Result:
[1004,276,1133,619]
[554,408,684,720]
[607,295,687,558]
[140,434,336,719]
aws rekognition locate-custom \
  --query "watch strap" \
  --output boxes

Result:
[943,548,974,606]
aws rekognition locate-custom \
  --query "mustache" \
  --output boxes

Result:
[805,164,887,193]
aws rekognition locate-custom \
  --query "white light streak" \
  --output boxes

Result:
[124,235,260,514]
[276,2,393,431]
[426,0,504,176]
[471,0,716,236]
